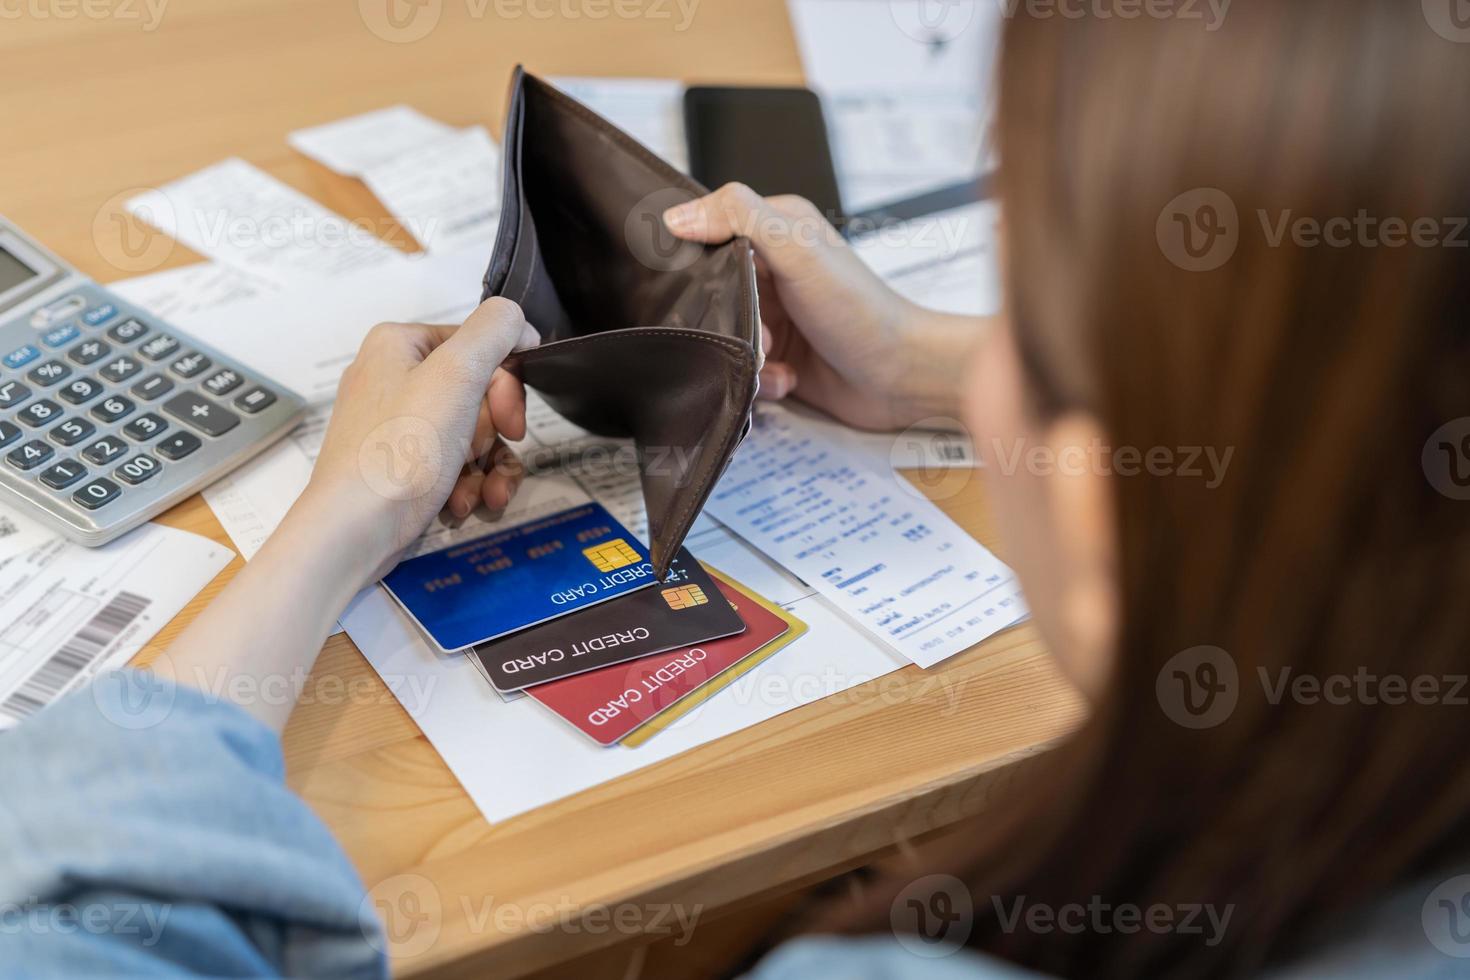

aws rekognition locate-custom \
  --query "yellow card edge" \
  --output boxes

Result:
[620,567,809,748]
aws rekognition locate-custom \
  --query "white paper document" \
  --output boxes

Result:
[787,0,1001,210]
[339,517,906,824]
[705,405,1025,668]
[126,158,406,286]
[288,105,456,177]
[109,262,281,322]
[550,76,689,171]
[362,126,501,254]
[0,524,233,728]
[852,199,1001,317]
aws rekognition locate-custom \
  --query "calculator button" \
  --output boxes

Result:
[59,377,105,405]
[234,386,277,414]
[0,380,31,410]
[169,352,211,379]
[155,431,202,461]
[39,459,87,490]
[31,295,87,329]
[138,334,181,362]
[68,340,111,366]
[91,396,136,423]
[115,454,161,485]
[73,478,122,510]
[122,413,168,441]
[41,323,81,349]
[81,303,120,327]
[81,437,128,465]
[7,440,53,471]
[201,368,243,396]
[17,399,62,427]
[162,391,239,437]
[131,374,175,401]
[0,422,18,449]
[99,356,143,383]
[3,345,40,370]
[26,361,71,386]
[106,318,149,344]
[49,417,96,447]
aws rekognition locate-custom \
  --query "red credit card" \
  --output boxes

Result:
[527,575,790,745]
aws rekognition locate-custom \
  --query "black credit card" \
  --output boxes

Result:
[472,549,746,692]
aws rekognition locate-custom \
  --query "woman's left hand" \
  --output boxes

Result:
[300,298,540,583]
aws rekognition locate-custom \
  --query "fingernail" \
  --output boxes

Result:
[663,204,694,231]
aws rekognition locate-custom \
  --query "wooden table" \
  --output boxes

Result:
[3,1,1085,975]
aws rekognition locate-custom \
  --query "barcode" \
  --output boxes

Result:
[935,441,970,462]
[0,591,152,722]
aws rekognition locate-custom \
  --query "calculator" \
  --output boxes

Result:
[0,218,305,545]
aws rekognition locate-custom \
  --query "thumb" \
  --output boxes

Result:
[425,298,539,387]
[663,182,774,245]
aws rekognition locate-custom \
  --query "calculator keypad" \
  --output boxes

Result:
[0,299,289,532]
[68,340,110,366]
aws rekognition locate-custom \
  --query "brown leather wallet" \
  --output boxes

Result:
[483,67,761,580]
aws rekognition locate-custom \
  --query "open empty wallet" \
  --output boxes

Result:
[482,67,762,580]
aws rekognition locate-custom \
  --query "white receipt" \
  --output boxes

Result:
[362,126,502,254]
[0,523,233,728]
[705,405,1025,667]
[126,158,405,286]
[288,105,456,177]
[549,76,689,171]
[109,262,280,322]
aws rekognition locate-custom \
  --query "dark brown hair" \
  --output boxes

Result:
[809,2,1470,976]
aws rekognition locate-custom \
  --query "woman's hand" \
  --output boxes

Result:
[301,298,539,582]
[664,183,976,431]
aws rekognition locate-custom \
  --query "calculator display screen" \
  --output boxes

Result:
[0,247,37,294]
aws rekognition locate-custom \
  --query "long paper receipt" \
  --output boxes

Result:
[705,407,1027,668]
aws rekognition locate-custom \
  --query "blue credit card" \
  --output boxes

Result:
[382,503,657,652]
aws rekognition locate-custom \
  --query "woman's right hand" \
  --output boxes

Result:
[663,183,951,432]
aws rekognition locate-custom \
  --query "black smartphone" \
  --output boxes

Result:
[683,85,845,228]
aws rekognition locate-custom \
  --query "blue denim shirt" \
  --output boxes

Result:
[1,671,1464,977]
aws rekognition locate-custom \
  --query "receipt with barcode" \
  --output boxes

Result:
[0,523,232,728]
